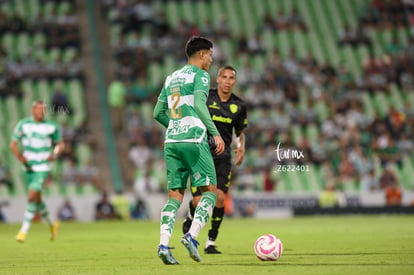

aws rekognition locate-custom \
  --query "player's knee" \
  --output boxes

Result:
[216,196,225,207]
[168,189,185,202]
[199,185,216,193]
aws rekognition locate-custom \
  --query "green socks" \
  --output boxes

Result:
[160,198,181,246]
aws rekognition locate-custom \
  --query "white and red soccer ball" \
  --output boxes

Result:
[254,234,283,261]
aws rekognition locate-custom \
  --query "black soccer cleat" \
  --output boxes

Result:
[204,245,222,254]
[182,217,192,234]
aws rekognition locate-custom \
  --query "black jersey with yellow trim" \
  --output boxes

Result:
[207,88,248,160]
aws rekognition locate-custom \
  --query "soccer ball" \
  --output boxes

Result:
[254,234,283,261]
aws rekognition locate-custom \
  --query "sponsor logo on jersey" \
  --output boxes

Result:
[230,104,238,114]
[208,101,220,109]
[212,115,232,124]
[168,121,190,135]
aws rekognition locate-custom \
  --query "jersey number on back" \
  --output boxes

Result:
[171,92,182,119]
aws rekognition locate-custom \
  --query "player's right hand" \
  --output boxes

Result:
[213,135,225,155]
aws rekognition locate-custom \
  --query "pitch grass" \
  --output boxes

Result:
[0,215,413,275]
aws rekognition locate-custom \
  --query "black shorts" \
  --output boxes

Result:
[191,159,232,196]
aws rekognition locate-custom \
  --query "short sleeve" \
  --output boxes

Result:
[194,71,210,95]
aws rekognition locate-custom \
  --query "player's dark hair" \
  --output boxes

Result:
[185,36,213,58]
[218,65,237,76]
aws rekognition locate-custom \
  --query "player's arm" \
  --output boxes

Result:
[233,130,245,166]
[10,122,28,165]
[153,99,169,128]
[10,139,27,164]
[47,141,65,162]
[233,102,248,165]
[194,90,224,155]
[47,124,65,162]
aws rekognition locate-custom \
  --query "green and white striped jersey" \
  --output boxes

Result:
[12,117,61,172]
[158,64,210,143]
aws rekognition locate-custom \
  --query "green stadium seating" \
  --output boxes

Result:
[99,0,414,194]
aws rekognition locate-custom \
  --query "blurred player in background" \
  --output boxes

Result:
[153,36,225,265]
[10,100,64,243]
[183,65,248,254]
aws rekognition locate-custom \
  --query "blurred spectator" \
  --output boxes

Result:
[247,32,266,55]
[126,74,152,104]
[236,33,249,56]
[61,121,76,144]
[338,150,356,181]
[111,191,130,220]
[385,37,405,56]
[133,168,161,198]
[360,169,380,192]
[224,188,234,217]
[59,135,76,161]
[318,183,340,208]
[216,16,231,38]
[128,135,151,171]
[51,89,72,116]
[338,24,371,48]
[371,123,401,167]
[58,199,76,221]
[397,132,414,156]
[61,158,78,186]
[7,11,27,32]
[0,158,13,191]
[74,120,94,146]
[338,24,357,47]
[0,203,6,222]
[385,182,402,206]
[77,160,102,190]
[263,166,277,192]
[288,7,308,32]
[108,78,126,133]
[379,164,399,189]
[95,192,119,220]
[130,197,149,220]
[310,136,329,165]
[237,166,256,192]
[240,202,256,217]
[274,10,289,30]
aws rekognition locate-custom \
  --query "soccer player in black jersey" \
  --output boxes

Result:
[183,65,248,254]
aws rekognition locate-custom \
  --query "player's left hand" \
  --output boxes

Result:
[213,135,225,155]
[233,147,245,166]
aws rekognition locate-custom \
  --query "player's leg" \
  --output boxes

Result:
[182,187,201,234]
[181,141,217,262]
[16,190,38,242]
[187,185,217,239]
[32,172,59,240]
[182,185,216,262]
[205,189,225,253]
[158,143,186,264]
[37,197,60,241]
[159,189,183,265]
[205,161,232,254]
[16,172,38,242]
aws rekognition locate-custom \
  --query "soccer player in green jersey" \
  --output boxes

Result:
[153,36,225,265]
[10,100,64,243]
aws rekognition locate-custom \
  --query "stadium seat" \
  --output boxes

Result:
[389,84,404,111]
[372,92,390,118]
